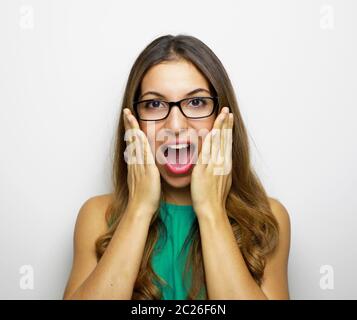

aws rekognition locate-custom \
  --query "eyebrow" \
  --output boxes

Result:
[139,88,211,100]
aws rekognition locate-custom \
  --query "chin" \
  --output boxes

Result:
[160,170,192,188]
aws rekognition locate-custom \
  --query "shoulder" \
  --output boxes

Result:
[268,197,291,233]
[260,197,291,299]
[63,194,114,299]
[266,197,291,264]
[267,197,291,258]
[79,193,114,216]
[73,193,114,247]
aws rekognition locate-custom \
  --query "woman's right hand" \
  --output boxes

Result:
[123,108,161,218]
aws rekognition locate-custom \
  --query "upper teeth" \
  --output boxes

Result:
[167,143,189,150]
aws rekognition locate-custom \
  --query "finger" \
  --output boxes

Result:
[124,142,137,165]
[123,108,130,130]
[211,111,227,165]
[223,113,233,174]
[123,108,143,165]
[226,113,234,154]
[123,108,135,145]
[127,111,144,159]
[124,109,143,155]
[138,130,155,165]
[221,110,230,156]
[125,108,140,130]
[212,107,229,130]
[134,130,144,165]
[197,130,212,166]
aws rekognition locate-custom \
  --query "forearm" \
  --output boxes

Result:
[197,210,267,300]
[67,207,153,300]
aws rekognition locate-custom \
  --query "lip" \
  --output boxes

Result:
[165,161,193,175]
[159,138,196,175]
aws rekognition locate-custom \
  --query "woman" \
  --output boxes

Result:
[63,34,291,300]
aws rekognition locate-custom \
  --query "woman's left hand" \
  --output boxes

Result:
[191,107,234,220]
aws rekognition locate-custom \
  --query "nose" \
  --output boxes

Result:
[164,106,188,133]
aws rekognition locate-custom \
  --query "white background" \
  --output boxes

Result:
[0,0,356,299]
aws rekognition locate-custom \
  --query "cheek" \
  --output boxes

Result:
[140,121,162,159]
[190,119,216,152]
[191,118,215,132]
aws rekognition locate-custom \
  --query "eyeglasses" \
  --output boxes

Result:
[133,96,219,121]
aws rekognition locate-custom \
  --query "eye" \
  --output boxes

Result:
[145,100,165,109]
[188,98,207,108]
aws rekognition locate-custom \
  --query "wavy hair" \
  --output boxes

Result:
[95,34,279,299]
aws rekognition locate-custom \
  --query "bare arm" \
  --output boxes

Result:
[63,108,161,300]
[63,196,153,300]
[197,198,291,300]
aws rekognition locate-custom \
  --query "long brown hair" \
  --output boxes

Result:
[95,34,279,299]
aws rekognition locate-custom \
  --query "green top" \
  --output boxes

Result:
[151,201,206,300]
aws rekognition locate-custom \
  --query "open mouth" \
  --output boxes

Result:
[163,143,192,164]
[161,142,196,174]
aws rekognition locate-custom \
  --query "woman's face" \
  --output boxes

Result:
[138,59,216,189]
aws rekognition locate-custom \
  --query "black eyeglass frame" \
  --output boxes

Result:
[132,96,219,121]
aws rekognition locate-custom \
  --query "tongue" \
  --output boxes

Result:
[166,147,190,167]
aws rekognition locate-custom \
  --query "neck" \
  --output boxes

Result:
[162,181,192,206]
